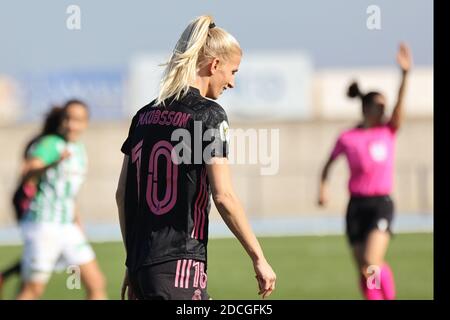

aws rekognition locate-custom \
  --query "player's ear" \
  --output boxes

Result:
[209,58,220,75]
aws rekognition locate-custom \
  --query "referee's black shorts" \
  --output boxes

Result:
[128,258,210,300]
[346,195,394,245]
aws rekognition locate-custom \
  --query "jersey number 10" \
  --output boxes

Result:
[132,139,178,215]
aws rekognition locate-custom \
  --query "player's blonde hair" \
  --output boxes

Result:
[156,15,242,105]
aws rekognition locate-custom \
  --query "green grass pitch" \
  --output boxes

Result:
[0,233,432,300]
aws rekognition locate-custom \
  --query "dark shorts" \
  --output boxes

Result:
[128,259,210,300]
[346,195,394,245]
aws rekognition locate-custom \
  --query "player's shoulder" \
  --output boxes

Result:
[28,134,65,160]
[177,87,226,116]
[183,91,226,122]
[36,134,65,148]
[40,133,64,143]
[133,99,158,117]
[380,122,397,135]
[196,99,227,118]
[126,99,158,128]
[337,126,357,139]
[206,100,226,115]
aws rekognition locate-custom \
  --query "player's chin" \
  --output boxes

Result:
[209,92,221,100]
[67,133,80,142]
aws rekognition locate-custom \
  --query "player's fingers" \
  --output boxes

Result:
[262,285,274,299]
[257,276,271,294]
[262,288,273,299]
[263,277,272,291]
[256,276,265,294]
[260,276,276,298]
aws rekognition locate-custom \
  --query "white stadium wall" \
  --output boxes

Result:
[314,67,433,120]
[0,53,433,229]
[125,53,432,121]
[124,51,314,121]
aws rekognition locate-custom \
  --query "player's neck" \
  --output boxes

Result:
[191,77,209,98]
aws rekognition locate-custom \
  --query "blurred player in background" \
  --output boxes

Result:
[14,99,106,300]
[318,43,412,300]
[0,106,63,298]
[116,15,276,300]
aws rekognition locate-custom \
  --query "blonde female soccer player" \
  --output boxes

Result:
[117,15,276,300]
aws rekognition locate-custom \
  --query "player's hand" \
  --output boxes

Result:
[121,269,137,300]
[253,258,276,299]
[397,42,412,73]
[318,190,328,207]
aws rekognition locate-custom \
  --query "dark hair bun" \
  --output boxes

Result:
[347,81,362,99]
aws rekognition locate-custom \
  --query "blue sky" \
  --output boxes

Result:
[0,0,433,73]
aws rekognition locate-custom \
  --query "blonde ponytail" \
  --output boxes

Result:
[156,15,242,106]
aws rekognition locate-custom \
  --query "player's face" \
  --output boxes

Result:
[61,103,89,142]
[207,53,241,100]
[364,94,386,124]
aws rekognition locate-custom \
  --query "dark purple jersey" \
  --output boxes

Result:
[121,87,229,272]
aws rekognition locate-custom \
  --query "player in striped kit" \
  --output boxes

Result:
[0,106,64,298]
[15,100,106,300]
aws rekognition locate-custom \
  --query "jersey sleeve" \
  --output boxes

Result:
[330,135,345,161]
[29,135,64,165]
[201,103,230,162]
[121,113,139,156]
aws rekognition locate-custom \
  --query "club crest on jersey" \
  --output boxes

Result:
[219,121,230,143]
[369,141,388,162]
